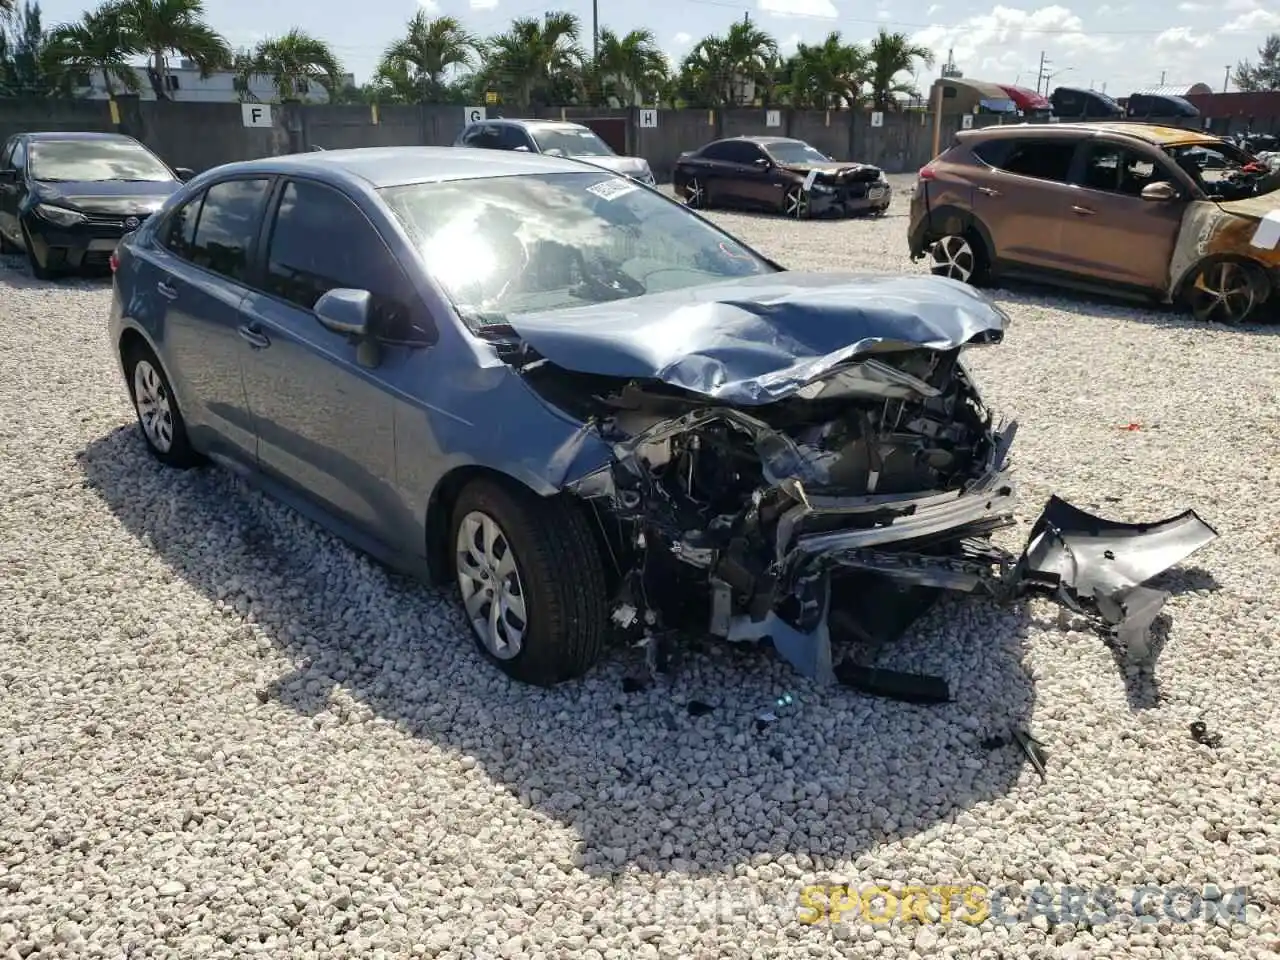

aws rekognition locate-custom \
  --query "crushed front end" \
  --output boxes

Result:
[547,349,1215,687]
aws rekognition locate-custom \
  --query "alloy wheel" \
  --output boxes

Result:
[455,510,528,660]
[784,186,809,219]
[929,235,975,283]
[684,179,705,209]
[1188,261,1257,324]
[132,359,175,453]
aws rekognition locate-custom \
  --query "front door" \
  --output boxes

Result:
[0,139,25,246]
[139,176,272,465]
[237,177,424,548]
[716,140,777,210]
[1060,142,1186,291]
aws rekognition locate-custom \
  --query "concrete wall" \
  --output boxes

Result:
[8,96,1266,184]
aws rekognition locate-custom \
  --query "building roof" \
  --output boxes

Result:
[1130,83,1214,98]
[218,146,595,188]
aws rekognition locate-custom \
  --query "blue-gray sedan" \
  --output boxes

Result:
[108,146,1217,688]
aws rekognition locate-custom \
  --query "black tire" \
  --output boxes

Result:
[0,229,18,255]
[450,478,608,686]
[122,341,205,468]
[1182,259,1267,325]
[683,177,707,210]
[20,222,54,281]
[927,230,990,287]
[782,184,810,219]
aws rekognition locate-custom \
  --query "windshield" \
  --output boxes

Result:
[1165,141,1280,201]
[28,139,174,182]
[532,128,615,157]
[381,172,776,328]
[765,141,831,164]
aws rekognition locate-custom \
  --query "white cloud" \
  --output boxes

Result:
[469,0,497,8]
[1155,27,1210,51]
[417,0,439,10]
[926,2,942,12]
[1225,0,1258,9]
[756,0,838,18]
[672,32,692,45]
[1223,7,1280,30]
[878,9,891,17]
[1176,1,1204,9]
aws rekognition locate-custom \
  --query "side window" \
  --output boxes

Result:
[1080,144,1162,197]
[164,193,204,260]
[723,142,763,165]
[496,126,532,150]
[998,140,1075,183]
[971,139,1011,168]
[187,178,271,282]
[461,125,486,147]
[700,142,732,162]
[264,179,429,344]
[10,140,26,172]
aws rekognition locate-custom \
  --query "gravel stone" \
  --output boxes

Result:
[1,177,1278,959]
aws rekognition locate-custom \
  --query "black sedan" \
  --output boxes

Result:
[0,131,192,279]
[672,136,890,219]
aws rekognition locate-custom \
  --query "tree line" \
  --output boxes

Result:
[0,0,935,109]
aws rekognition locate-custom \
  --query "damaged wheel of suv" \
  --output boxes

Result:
[451,478,608,686]
[1185,259,1266,325]
[928,233,988,286]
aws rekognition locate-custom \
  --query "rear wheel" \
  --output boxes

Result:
[683,177,707,209]
[928,232,989,286]
[123,343,204,468]
[1184,259,1266,325]
[451,478,608,686]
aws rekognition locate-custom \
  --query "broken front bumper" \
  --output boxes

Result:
[716,479,1218,686]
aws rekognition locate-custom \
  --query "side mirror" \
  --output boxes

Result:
[314,287,372,337]
[513,145,530,152]
[1141,181,1178,202]
[754,157,771,167]
[174,167,194,182]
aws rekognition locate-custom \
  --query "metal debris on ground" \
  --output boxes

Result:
[1190,720,1223,748]
[686,699,715,717]
[833,662,952,704]
[1013,729,1049,780]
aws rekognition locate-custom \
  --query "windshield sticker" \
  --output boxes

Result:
[1249,209,1280,250]
[586,178,639,201]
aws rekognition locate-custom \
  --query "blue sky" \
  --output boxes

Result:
[30,0,1280,94]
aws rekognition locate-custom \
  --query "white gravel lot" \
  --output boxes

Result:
[2,173,1279,959]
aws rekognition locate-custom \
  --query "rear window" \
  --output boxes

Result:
[986,139,1076,183]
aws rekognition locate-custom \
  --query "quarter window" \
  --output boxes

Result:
[264,179,428,343]
[9,140,26,172]
[186,178,271,282]
[995,140,1075,183]
[164,194,203,259]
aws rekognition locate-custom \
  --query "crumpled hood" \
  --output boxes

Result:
[33,178,180,215]
[1217,191,1280,220]
[506,272,1009,405]
[570,154,652,179]
[781,161,882,180]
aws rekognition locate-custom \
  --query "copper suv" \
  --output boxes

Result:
[908,122,1280,323]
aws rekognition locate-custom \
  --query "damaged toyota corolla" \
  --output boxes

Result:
[112,148,1218,689]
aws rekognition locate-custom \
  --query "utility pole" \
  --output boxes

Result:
[1035,51,1047,96]
[592,0,598,65]
[1223,65,1231,92]
[1160,69,1166,85]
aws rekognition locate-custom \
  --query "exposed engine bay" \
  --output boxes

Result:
[518,344,1217,686]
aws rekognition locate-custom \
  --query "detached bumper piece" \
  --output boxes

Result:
[724,492,1218,691]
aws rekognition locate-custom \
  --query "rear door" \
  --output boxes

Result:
[967,136,1080,271]
[236,177,427,546]
[133,176,272,465]
[1060,139,1185,291]
[0,138,18,244]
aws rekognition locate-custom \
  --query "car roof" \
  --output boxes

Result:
[202,146,603,189]
[960,121,1217,149]
[487,118,589,131]
[725,136,806,146]
[19,131,139,143]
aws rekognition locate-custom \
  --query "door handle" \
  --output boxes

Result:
[977,186,1001,196]
[156,281,178,300]
[237,324,271,349]
[1071,205,1096,216]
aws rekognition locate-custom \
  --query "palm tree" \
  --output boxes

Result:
[593,27,666,106]
[718,17,777,105]
[677,20,776,108]
[866,28,933,110]
[45,2,139,97]
[783,32,866,108]
[0,1,61,97]
[114,0,229,99]
[677,39,733,107]
[242,29,344,101]
[482,11,584,107]
[377,11,480,103]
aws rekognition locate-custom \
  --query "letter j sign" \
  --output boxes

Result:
[241,103,273,128]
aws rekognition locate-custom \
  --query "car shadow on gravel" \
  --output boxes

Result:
[0,255,112,288]
[80,425,1059,878]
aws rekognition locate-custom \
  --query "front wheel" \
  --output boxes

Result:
[451,479,608,686]
[783,185,810,219]
[1184,259,1266,324]
[21,222,54,280]
[928,232,989,286]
